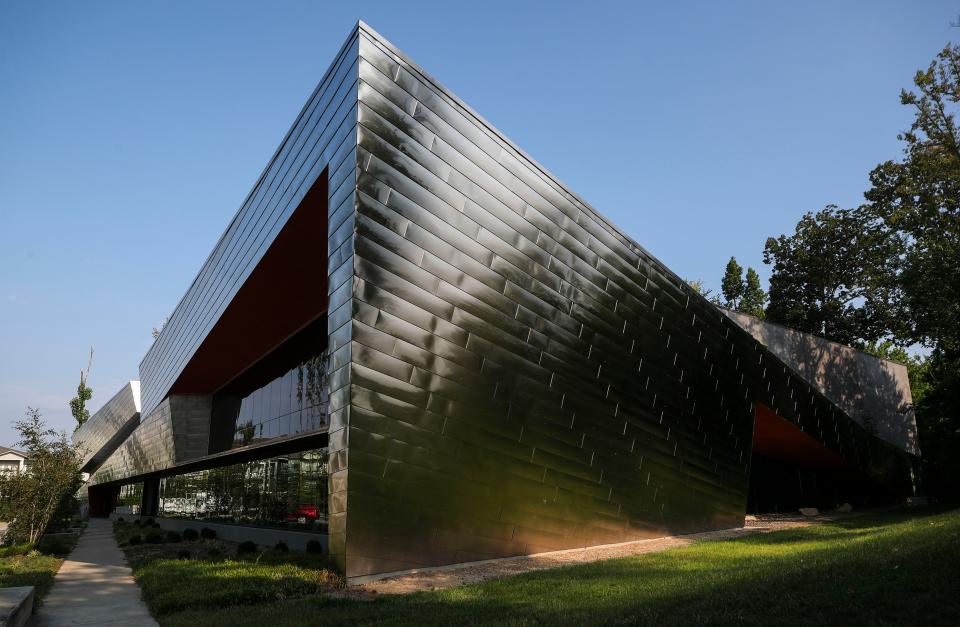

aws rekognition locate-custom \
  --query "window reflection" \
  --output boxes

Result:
[116,482,143,516]
[210,316,330,453]
[157,448,328,532]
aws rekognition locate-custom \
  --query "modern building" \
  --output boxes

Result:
[75,22,922,580]
[0,447,30,475]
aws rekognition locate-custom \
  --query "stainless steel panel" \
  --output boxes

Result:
[73,381,141,473]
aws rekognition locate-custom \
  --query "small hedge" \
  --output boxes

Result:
[237,541,258,555]
[182,528,199,541]
[166,531,182,543]
[200,527,217,540]
[145,531,164,544]
[305,539,323,555]
[273,541,289,553]
[128,534,143,546]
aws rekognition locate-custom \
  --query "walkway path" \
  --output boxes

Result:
[32,518,157,626]
[357,510,865,595]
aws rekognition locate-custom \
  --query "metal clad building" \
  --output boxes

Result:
[77,22,920,580]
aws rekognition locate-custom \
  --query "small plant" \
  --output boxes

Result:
[133,519,142,527]
[177,549,191,560]
[305,539,323,554]
[273,541,289,552]
[207,547,222,558]
[237,540,258,555]
[144,518,155,526]
[166,530,182,543]
[182,528,199,541]
[200,527,217,540]
[145,531,164,544]
[116,516,125,523]
[128,534,143,546]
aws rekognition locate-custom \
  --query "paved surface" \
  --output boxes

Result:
[32,518,157,626]
[359,510,863,595]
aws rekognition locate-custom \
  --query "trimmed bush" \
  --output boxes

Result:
[305,539,323,554]
[182,528,199,541]
[166,531,182,543]
[145,531,164,544]
[273,541,289,553]
[116,516,125,523]
[144,518,155,527]
[128,534,143,546]
[133,519,142,527]
[200,527,217,540]
[177,549,191,560]
[237,541,258,555]
[207,547,222,558]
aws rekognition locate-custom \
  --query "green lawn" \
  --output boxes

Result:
[0,536,78,609]
[132,508,959,626]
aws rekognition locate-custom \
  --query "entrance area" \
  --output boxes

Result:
[747,403,890,513]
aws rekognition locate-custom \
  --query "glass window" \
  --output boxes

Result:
[157,448,328,533]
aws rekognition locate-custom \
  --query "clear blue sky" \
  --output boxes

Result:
[0,0,953,444]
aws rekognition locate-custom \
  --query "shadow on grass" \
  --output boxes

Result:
[160,507,960,627]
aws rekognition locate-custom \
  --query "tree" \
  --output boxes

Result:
[69,348,94,429]
[687,278,720,304]
[151,318,168,340]
[740,268,767,318]
[0,408,83,544]
[720,257,745,308]
[763,205,900,347]
[861,43,960,493]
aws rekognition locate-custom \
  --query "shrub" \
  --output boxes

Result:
[305,539,323,554]
[145,531,164,544]
[273,541,289,552]
[200,527,217,540]
[166,530,182,543]
[237,541,258,555]
[133,519,142,527]
[116,516,125,523]
[144,518,155,527]
[182,528,199,541]
[128,534,143,546]
[36,536,72,556]
[177,549,191,560]
[207,547,222,558]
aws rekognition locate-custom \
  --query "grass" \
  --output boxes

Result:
[112,520,342,618]
[0,534,78,609]
[153,507,960,627]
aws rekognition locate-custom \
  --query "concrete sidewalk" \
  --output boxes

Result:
[32,518,157,626]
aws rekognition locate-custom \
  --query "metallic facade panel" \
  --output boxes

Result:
[722,309,920,456]
[334,23,916,578]
[73,381,141,473]
[138,28,362,416]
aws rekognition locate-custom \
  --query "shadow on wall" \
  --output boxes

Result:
[723,310,920,457]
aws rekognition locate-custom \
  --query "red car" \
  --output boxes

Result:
[286,505,320,523]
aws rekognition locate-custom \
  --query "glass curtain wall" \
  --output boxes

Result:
[158,448,328,532]
[116,482,143,515]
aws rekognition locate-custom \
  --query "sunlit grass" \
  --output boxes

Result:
[0,542,69,609]
[157,507,960,626]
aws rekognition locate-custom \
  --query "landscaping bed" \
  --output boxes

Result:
[0,533,79,609]
[112,518,342,619]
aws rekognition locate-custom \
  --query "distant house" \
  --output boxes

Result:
[0,447,29,475]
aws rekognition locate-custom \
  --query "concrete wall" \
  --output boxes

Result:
[722,310,920,456]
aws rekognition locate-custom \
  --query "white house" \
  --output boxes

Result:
[0,447,29,475]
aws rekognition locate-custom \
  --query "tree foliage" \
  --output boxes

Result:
[0,408,83,545]
[763,206,899,347]
[763,43,960,491]
[717,256,767,317]
[69,348,93,429]
[721,257,745,308]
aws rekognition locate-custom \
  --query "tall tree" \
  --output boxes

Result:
[862,43,960,491]
[720,257,745,308]
[763,205,899,347]
[740,267,767,317]
[0,408,83,544]
[69,348,94,429]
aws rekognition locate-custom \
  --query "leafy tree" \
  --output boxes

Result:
[686,278,720,304]
[69,348,93,429]
[0,408,83,544]
[720,257,745,308]
[763,205,900,347]
[740,268,767,318]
